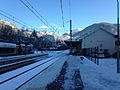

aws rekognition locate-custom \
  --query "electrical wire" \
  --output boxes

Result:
[24,0,56,30]
[60,0,65,27]
[0,9,33,28]
[0,12,25,26]
[69,0,71,19]
[20,0,56,31]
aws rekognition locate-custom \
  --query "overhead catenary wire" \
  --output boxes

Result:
[24,0,56,31]
[0,12,26,27]
[0,9,33,28]
[19,0,48,26]
[60,0,65,28]
[69,0,71,19]
[20,0,56,31]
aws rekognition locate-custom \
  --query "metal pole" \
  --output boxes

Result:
[117,0,120,73]
[97,46,99,65]
[95,47,96,64]
[91,48,92,61]
[70,20,72,54]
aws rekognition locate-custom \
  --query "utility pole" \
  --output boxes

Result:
[70,20,72,54]
[117,0,120,73]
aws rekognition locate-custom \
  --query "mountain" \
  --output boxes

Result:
[63,22,118,41]
[0,19,19,32]
[62,29,82,40]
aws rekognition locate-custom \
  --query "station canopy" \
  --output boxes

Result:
[64,40,82,48]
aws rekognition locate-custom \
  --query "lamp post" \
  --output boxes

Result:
[117,0,120,73]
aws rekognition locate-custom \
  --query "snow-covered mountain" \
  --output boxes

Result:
[62,29,83,40]
[0,19,19,32]
[63,22,118,41]
[76,22,117,40]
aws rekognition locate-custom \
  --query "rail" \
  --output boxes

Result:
[0,53,48,66]
[0,53,64,90]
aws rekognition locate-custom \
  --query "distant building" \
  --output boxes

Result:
[42,34,55,42]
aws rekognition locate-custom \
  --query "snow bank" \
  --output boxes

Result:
[80,57,120,90]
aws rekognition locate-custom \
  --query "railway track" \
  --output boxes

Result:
[0,54,48,74]
[0,53,48,65]
[0,53,63,90]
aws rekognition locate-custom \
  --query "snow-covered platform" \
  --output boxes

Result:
[18,52,84,90]
[80,57,120,90]
[1,51,120,90]
[18,54,120,90]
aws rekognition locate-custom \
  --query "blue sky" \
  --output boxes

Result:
[0,0,118,34]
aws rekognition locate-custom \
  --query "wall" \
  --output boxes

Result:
[82,30,115,55]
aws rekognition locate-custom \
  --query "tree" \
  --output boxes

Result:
[0,24,17,40]
[31,30,38,38]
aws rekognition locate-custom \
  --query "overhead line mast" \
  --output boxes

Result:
[116,0,120,73]
[69,0,72,54]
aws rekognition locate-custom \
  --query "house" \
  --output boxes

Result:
[76,23,117,56]
[42,34,55,42]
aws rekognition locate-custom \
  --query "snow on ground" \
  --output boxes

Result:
[1,50,119,90]
[0,53,46,60]
[99,58,117,73]
[60,55,120,90]
[0,54,59,83]
[18,51,68,90]
[63,55,82,90]
[80,57,120,90]
[0,53,64,90]
[0,50,66,60]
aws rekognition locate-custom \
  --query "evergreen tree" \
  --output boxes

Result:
[31,30,38,38]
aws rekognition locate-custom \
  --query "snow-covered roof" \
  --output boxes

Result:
[0,42,16,48]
